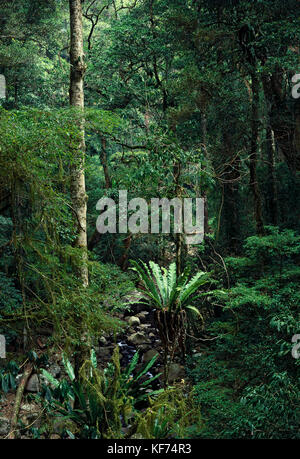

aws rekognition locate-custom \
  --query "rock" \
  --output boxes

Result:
[136,311,150,321]
[21,403,36,412]
[127,316,141,327]
[168,363,185,382]
[26,374,40,392]
[138,344,150,351]
[142,349,159,363]
[138,323,151,329]
[0,417,10,436]
[99,336,107,345]
[128,332,151,346]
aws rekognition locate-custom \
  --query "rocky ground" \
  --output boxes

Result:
[0,291,189,439]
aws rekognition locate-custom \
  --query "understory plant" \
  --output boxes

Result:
[40,347,162,439]
[135,384,203,439]
[130,260,210,384]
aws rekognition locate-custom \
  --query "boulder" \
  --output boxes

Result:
[142,349,159,363]
[136,311,150,321]
[168,363,185,382]
[128,332,151,346]
[26,374,40,392]
[127,316,141,327]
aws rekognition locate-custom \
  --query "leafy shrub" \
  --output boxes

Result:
[40,347,162,439]
[188,228,300,438]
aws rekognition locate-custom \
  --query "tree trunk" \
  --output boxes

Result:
[88,137,112,250]
[265,125,278,225]
[250,72,264,236]
[218,131,241,253]
[201,112,210,238]
[69,0,89,384]
[173,162,185,275]
[100,137,112,189]
[262,69,300,172]
[69,0,88,287]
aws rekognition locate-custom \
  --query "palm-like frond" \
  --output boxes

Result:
[166,262,177,306]
[180,272,208,306]
[130,260,209,316]
[149,261,167,307]
[130,259,161,308]
[168,266,190,310]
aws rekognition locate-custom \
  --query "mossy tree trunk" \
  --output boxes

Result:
[69,0,88,288]
[69,0,89,380]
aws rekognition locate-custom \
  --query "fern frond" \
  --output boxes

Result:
[180,272,208,306]
[149,261,167,307]
[130,260,161,307]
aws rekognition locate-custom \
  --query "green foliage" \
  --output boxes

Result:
[135,385,203,439]
[0,361,19,396]
[40,347,162,439]
[188,228,300,439]
[1,0,300,441]
[130,260,209,316]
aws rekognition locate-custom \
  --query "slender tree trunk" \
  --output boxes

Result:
[173,162,184,275]
[8,363,33,439]
[69,0,88,287]
[262,69,300,172]
[201,112,211,238]
[218,132,241,253]
[266,125,278,225]
[100,137,112,189]
[88,138,112,250]
[69,0,89,384]
[118,233,132,271]
[250,72,264,235]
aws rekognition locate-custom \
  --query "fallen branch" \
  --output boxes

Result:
[7,363,33,439]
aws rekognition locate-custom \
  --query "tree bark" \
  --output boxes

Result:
[262,70,300,172]
[265,125,278,225]
[69,0,88,287]
[69,0,89,386]
[250,72,264,236]
[100,137,112,189]
[8,363,33,439]
[219,131,241,253]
